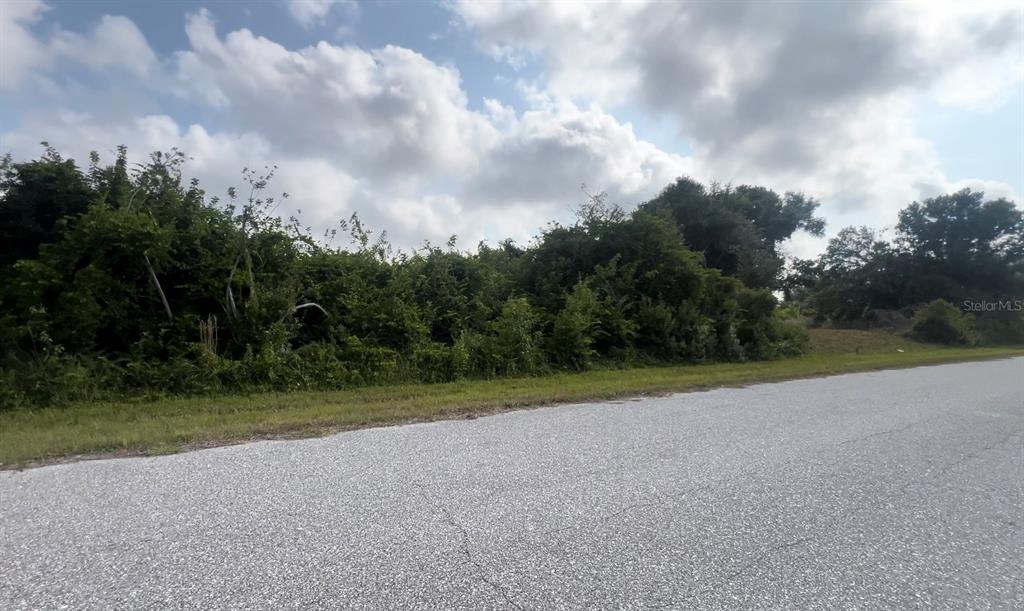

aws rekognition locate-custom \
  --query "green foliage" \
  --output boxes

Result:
[468,297,544,377]
[0,146,814,410]
[768,313,812,357]
[413,340,470,383]
[549,282,600,369]
[897,190,1023,289]
[909,300,977,346]
[336,336,400,386]
[639,178,825,289]
[974,310,1024,346]
[0,145,94,266]
[5,143,1017,411]
[789,190,1023,346]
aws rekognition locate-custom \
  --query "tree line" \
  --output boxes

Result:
[785,189,1023,344]
[0,145,1020,408]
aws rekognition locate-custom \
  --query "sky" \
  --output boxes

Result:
[1,0,1022,257]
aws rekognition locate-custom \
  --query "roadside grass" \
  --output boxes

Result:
[2,330,1022,467]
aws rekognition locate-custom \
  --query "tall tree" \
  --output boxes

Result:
[640,177,825,288]
[896,189,1023,293]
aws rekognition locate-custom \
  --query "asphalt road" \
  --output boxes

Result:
[2,359,1023,610]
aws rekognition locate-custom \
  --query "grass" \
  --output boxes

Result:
[2,329,1022,468]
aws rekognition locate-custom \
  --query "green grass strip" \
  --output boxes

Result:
[2,337,1021,467]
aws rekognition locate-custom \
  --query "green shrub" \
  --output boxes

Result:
[735,288,778,360]
[769,314,811,357]
[0,369,26,410]
[413,340,470,383]
[0,353,123,409]
[289,343,353,389]
[238,323,302,387]
[337,336,399,385]
[974,310,1024,346]
[636,298,682,359]
[468,297,544,377]
[909,299,976,345]
[549,283,600,369]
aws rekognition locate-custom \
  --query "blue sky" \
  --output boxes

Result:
[2,0,1021,255]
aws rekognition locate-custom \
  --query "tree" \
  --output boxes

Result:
[0,145,93,267]
[789,189,1023,331]
[639,177,824,288]
[897,189,1023,293]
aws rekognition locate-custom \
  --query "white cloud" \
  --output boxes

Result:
[464,94,690,209]
[174,10,499,182]
[0,0,49,90]
[0,3,156,91]
[894,0,1024,110]
[449,0,1023,250]
[450,1,1023,116]
[160,10,691,244]
[3,2,1019,260]
[283,0,359,29]
[50,15,156,77]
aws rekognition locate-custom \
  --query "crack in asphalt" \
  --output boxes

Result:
[650,428,1023,608]
[900,430,1024,493]
[649,536,816,609]
[413,484,525,610]
[837,420,924,446]
[557,493,667,536]
[412,426,1021,610]
[710,536,815,591]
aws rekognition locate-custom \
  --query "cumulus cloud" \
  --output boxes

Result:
[3,1,1020,259]
[4,7,698,250]
[449,0,1023,244]
[174,10,499,181]
[451,1,1023,122]
[283,0,359,29]
[0,2,156,91]
[464,94,690,209]
[0,0,49,90]
[905,1,1024,110]
[50,15,157,77]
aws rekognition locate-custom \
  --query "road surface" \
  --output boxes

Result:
[2,359,1023,609]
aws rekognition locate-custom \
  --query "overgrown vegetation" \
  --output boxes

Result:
[909,299,977,345]
[786,189,1024,338]
[1,145,1020,413]
[0,146,821,409]
[2,144,1020,465]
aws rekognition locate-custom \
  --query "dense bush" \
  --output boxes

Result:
[412,341,470,383]
[0,146,819,409]
[909,300,977,346]
[548,282,600,370]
